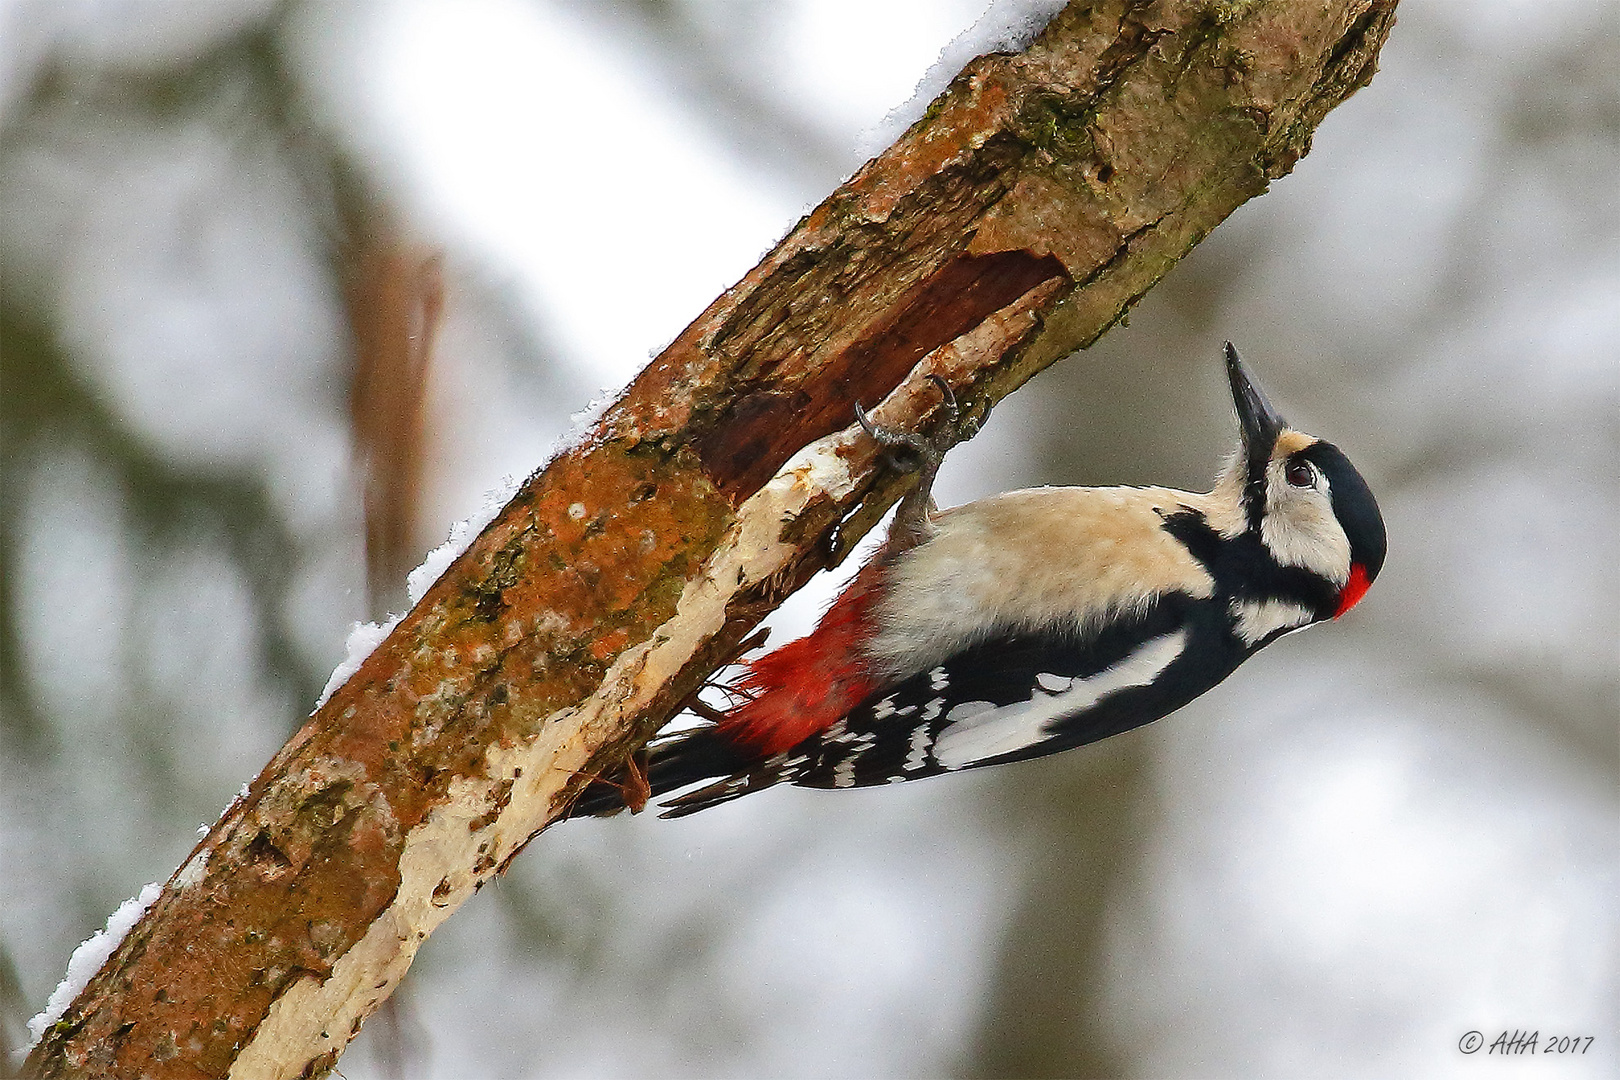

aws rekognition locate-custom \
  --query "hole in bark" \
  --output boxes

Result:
[245,830,293,875]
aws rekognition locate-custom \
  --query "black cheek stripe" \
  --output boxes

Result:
[1160,508,1338,617]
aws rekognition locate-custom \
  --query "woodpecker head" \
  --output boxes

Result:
[1222,343,1386,618]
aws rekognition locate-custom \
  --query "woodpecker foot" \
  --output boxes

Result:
[563,745,655,818]
[854,375,978,473]
[856,375,979,553]
[620,749,651,814]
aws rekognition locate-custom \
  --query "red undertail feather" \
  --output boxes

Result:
[1334,562,1372,618]
[716,563,885,756]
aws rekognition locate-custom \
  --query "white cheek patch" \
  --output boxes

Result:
[1261,467,1352,583]
[932,630,1187,770]
[1230,598,1315,646]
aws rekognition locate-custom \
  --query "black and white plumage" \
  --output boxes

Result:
[570,345,1386,819]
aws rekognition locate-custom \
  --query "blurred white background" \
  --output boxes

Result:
[0,1,1614,1076]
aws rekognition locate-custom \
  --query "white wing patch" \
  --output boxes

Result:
[946,701,997,722]
[1230,598,1315,646]
[932,630,1188,769]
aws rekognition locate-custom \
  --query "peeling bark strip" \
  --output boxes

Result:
[25,2,1395,1076]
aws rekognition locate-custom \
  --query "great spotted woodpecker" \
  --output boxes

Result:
[571,344,1385,818]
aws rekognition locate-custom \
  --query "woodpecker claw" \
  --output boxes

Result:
[925,374,989,443]
[924,373,958,422]
[853,399,926,468]
[855,376,975,469]
[857,376,978,554]
[620,749,651,814]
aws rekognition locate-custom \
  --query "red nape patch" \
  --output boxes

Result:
[1334,563,1372,618]
[717,563,885,756]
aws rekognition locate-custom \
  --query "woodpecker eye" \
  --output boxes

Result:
[1285,460,1315,488]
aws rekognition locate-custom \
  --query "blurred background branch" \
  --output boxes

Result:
[347,235,442,614]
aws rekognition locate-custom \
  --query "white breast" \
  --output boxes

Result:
[866,486,1216,678]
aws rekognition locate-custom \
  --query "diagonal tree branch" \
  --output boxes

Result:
[24,1,1396,1075]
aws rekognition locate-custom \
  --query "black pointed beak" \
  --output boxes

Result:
[1225,342,1286,456]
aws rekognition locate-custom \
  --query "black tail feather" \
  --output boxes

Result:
[564,726,754,818]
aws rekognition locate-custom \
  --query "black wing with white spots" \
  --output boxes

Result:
[752,590,1240,796]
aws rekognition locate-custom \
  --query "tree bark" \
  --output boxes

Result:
[24,1,1396,1075]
